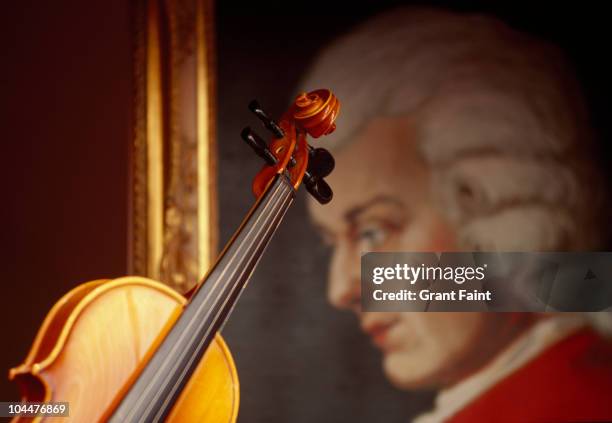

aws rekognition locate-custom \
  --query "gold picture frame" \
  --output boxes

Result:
[129,0,217,292]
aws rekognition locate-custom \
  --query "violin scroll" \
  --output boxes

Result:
[293,89,340,138]
[243,89,340,203]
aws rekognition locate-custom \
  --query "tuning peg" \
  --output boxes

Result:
[307,147,335,178]
[248,100,285,139]
[303,174,333,204]
[241,127,277,166]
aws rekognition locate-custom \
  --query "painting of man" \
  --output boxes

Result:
[301,8,612,421]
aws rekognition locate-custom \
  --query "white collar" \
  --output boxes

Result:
[413,315,587,423]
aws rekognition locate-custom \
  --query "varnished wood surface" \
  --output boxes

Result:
[9,276,239,422]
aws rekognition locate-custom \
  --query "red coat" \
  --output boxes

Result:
[449,328,612,422]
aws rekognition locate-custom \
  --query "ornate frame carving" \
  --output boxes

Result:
[130,0,217,292]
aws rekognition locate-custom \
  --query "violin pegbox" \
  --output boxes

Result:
[241,89,340,204]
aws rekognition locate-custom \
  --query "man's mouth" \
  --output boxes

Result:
[363,319,400,351]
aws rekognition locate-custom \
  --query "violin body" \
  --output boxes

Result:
[9,277,239,422]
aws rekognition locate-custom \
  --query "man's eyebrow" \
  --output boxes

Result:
[344,196,404,222]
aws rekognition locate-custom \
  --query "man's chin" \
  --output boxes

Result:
[382,350,445,390]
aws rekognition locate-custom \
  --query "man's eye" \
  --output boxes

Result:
[356,224,388,250]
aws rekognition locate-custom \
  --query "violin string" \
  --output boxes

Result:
[119,179,285,421]
[131,179,289,421]
[126,180,287,421]
[150,181,293,422]
[118,176,292,422]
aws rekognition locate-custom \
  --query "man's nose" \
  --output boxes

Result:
[328,240,361,311]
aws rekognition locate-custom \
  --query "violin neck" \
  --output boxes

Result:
[109,174,295,422]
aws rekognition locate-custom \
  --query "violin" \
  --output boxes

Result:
[9,89,340,422]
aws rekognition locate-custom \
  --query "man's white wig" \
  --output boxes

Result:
[300,8,608,252]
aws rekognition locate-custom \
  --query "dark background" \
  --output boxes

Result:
[1,1,609,422]
[0,0,132,406]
